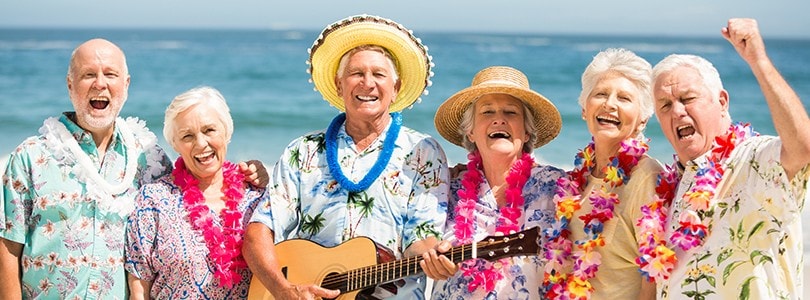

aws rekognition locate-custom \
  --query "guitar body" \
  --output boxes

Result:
[247,237,379,300]
[247,227,541,300]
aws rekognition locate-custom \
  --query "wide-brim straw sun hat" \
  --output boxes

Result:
[434,66,562,149]
[307,14,434,112]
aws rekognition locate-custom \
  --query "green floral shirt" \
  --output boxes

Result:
[1,114,171,299]
[660,136,808,300]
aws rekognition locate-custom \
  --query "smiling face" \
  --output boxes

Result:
[335,49,400,121]
[67,39,130,133]
[582,72,647,148]
[654,66,730,163]
[171,104,228,183]
[467,94,529,157]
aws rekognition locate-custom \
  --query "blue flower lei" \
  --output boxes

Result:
[325,112,402,192]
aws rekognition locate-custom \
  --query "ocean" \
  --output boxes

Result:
[1,29,809,263]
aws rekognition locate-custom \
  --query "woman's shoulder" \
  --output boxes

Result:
[135,175,180,209]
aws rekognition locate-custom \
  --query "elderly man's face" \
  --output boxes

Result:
[67,39,130,133]
[654,66,729,163]
[335,50,400,119]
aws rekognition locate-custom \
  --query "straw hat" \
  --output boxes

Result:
[307,14,434,112]
[434,66,561,149]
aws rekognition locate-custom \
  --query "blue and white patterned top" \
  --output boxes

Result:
[250,121,449,300]
[431,164,564,300]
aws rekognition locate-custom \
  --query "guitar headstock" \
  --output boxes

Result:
[474,226,541,261]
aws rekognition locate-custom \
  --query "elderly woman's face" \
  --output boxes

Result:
[468,94,529,157]
[171,104,228,181]
[335,50,400,119]
[582,72,646,146]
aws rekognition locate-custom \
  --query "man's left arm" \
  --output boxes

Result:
[723,18,810,179]
[403,138,450,258]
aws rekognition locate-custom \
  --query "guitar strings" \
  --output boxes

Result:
[317,238,518,291]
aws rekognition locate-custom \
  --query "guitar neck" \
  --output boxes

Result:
[322,228,538,293]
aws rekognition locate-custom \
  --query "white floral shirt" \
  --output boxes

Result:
[1,113,172,299]
[660,136,808,299]
[250,121,449,300]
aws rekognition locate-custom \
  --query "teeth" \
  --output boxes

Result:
[194,152,213,159]
[596,115,620,124]
[356,95,377,101]
[488,131,511,138]
[676,125,693,131]
[90,97,109,102]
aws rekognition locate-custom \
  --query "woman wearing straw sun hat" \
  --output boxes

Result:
[421,66,566,299]
[243,15,449,300]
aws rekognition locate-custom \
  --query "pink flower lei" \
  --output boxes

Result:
[453,151,534,293]
[542,138,647,299]
[173,157,247,288]
[635,122,758,283]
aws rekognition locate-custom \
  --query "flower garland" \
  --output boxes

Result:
[542,138,648,299]
[325,112,401,192]
[453,150,534,293]
[173,157,247,288]
[40,116,166,217]
[635,122,758,283]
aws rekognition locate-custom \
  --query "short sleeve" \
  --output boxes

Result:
[402,137,449,250]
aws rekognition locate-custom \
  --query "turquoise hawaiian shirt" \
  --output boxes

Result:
[1,113,171,299]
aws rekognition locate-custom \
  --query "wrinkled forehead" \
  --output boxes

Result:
[70,44,127,73]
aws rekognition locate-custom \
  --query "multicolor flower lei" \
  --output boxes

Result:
[542,138,648,299]
[173,157,247,288]
[454,151,534,293]
[635,122,758,282]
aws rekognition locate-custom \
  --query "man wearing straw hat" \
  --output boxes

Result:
[244,15,449,300]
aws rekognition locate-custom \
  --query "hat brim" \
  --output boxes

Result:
[434,84,562,149]
[310,17,430,112]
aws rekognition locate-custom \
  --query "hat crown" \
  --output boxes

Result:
[471,66,530,89]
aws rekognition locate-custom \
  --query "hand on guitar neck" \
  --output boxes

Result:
[246,227,542,300]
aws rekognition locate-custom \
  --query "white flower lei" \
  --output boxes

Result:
[39,116,164,217]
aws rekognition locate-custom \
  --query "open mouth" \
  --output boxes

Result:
[355,95,378,102]
[676,124,696,139]
[488,131,511,140]
[90,96,110,110]
[194,151,216,163]
[596,115,621,126]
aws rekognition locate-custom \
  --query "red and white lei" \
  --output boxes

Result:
[173,157,247,288]
[635,122,758,283]
[542,138,647,299]
[453,151,533,293]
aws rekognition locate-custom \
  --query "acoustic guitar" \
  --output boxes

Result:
[247,226,541,300]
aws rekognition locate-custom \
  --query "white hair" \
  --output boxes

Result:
[163,86,233,150]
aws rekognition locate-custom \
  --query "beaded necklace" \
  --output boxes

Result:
[454,151,534,292]
[325,112,401,192]
[173,157,246,288]
[636,122,758,282]
[543,138,647,299]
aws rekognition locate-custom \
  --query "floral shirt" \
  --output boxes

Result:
[250,122,449,300]
[0,113,171,299]
[125,175,266,299]
[660,136,809,299]
[431,164,564,300]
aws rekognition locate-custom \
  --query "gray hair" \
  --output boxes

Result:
[579,48,654,126]
[653,54,724,104]
[163,86,234,150]
[458,96,538,154]
[336,44,399,82]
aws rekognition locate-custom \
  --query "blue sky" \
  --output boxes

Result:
[2,1,808,38]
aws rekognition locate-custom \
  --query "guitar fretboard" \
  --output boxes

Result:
[320,230,535,293]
